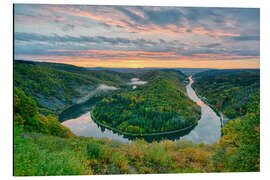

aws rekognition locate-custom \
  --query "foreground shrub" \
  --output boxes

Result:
[87,142,101,159]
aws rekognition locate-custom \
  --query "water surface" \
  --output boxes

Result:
[62,112,130,143]
[61,77,221,144]
[181,76,221,144]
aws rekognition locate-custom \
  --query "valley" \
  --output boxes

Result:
[61,75,221,144]
[13,61,260,175]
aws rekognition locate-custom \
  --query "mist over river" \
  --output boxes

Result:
[127,78,147,85]
[61,77,221,144]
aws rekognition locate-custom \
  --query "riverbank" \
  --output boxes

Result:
[62,76,200,142]
[90,110,198,137]
[190,83,228,129]
[59,93,108,122]
[61,75,222,144]
[181,76,221,144]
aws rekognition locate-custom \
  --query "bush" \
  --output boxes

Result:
[14,132,92,176]
[213,94,260,172]
[14,113,24,126]
[87,142,101,159]
[14,87,74,138]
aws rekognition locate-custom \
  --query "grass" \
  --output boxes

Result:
[13,82,260,175]
[14,126,217,176]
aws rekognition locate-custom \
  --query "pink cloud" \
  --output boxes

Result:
[41,5,240,38]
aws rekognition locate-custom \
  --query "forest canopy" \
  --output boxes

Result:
[13,62,260,175]
[92,70,201,134]
[193,69,259,119]
[14,60,133,115]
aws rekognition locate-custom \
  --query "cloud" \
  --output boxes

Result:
[179,46,259,58]
[14,32,157,46]
[205,43,221,48]
[14,5,259,38]
[14,4,260,68]
[62,24,75,32]
[231,35,260,41]
[109,7,236,36]
[14,31,259,62]
[140,7,184,26]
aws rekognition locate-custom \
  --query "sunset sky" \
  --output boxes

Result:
[14,4,260,68]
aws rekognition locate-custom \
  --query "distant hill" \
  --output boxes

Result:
[193,69,260,120]
[86,67,166,74]
[194,69,259,78]
[86,67,213,75]
[14,60,134,115]
[175,68,215,76]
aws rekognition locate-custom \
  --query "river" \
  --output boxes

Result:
[181,76,221,144]
[61,77,221,144]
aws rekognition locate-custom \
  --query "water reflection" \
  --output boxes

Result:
[61,76,221,144]
[181,76,221,144]
[59,94,105,122]
[62,109,196,143]
[121,125,196,142]
[62,112,130,143]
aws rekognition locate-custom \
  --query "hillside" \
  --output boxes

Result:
[14,60,133,115]
[13,62,260,175]
[14,86,260,175]
[193,69,260,119]
[35,61,134,84]
[92,70,201,134]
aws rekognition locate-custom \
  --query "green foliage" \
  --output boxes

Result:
[193,69,259,119]
[13,65,260,175]
[14,131,92,176]
[14,60,132,114]
[14,113,24,126]
[46,115,74,138]
[93,70,201,134]
[14,126,214,176]
[14,87,44,132]
[14,87,74,138]
[14,87,38,123]
[213,94,260,172]
[87,142,101,159]
[14,92,260,175]
[192,70,260,172]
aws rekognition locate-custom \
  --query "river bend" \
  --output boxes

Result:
[62,77,221,144]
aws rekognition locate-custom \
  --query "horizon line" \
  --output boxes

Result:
[14,59,260,70]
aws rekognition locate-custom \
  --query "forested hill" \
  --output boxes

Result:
[139,69,187,81]
[14,60,133,115]
[32,61,134,83]
[14,66,260,174]
[138,69,187,93]
[192,69,260,119]
[92,70,201,134]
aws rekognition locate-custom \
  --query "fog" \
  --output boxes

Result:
[97,84,118,91]
[76,84,118,104]
[127,78,147,85]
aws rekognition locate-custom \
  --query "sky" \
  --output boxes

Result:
[14,4,260,68]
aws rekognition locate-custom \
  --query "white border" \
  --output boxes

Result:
[11,0,261,8]
[1,0,270,180]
